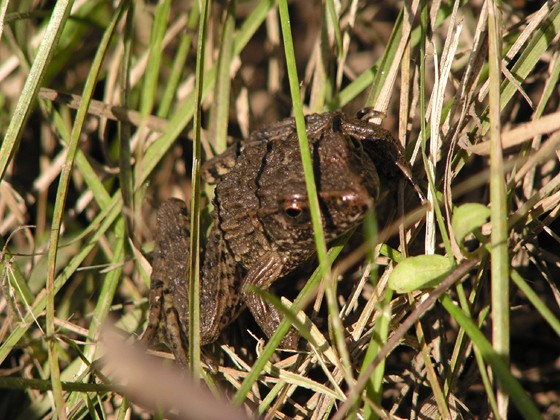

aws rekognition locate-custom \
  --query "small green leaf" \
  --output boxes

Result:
[452,203,491,245]
[388,255,453,293]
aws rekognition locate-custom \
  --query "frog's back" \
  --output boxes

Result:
[213,141,272,266]
[212,114,335,268]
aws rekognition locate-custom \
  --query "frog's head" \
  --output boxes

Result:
[255,113,381,251]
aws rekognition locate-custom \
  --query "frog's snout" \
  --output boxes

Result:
[317,189,373,233]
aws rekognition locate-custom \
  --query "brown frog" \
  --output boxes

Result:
[142,110,421,367]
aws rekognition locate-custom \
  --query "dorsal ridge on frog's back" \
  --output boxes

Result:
[213,140,272,265]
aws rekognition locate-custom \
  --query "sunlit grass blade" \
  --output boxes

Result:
[208,0,236,154]
[278,0,353,389]
[188,0,211,380]
[158,5,199,118]
[0,0,74,180]
[487,1,510,415]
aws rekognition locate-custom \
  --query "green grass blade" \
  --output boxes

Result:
[188,0,211,380]
[361,287,392,419]
[232,235,350,405]
[208,0,236,154]
[0,0,75,180]
[325,0,343,59]
[440,294,541,419]
[140,0,171,118]
[158,5,199,118]
[487,1,510,415]
[277,0,329,289]
[511,269,560,336]
[277,0,353,386]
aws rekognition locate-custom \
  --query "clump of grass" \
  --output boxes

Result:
[1,1,559,418]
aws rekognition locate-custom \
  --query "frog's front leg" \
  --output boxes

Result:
[142,198,191,367]
[241,253,300,349]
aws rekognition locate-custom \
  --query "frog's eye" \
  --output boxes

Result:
[282,196,310,224]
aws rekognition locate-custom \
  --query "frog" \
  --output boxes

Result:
[142,109,423,367]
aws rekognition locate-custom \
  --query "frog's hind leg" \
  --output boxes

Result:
[141,278,165,345]
[142,198,191,367]
[161,287,190,367]
[141,280,190,367]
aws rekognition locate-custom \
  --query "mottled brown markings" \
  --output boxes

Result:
[143,110,422,368]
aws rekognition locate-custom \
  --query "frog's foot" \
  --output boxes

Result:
[141,278,191,367]
[247,297,301,350]
[278,316,300,350]
[141,292,217,372]
[141,279,165,346]
[162,284,191,367]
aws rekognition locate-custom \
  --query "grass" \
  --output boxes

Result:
[1,0,559,418]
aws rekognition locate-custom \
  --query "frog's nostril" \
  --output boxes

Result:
[345,194,373,211]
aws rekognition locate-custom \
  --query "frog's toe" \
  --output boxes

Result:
[279,328,300,350]
[141,279,166,345]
